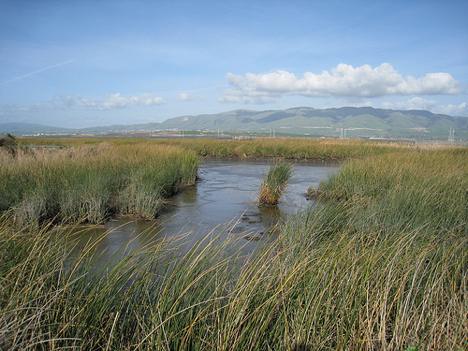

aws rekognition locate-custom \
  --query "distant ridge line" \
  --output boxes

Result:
[1,106,467,140]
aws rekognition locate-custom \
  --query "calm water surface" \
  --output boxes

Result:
[73,160,338,264]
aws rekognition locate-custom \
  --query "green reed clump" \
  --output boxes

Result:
[258,162,292,206]
[117,150,198,219]
[0,143,198,225]
[314,148,468,234]
[0,134,17,156]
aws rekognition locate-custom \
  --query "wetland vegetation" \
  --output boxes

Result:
[258,162,293,206]
[0,137,466,350]
[0,143,198,226]
[18,136,407,161]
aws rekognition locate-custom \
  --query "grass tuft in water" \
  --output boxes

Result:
[258,162,292,206]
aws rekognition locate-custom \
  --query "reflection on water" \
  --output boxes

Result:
[72,160,338,264]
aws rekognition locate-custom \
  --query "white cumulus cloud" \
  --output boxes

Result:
[381,97,468,116]
[222,63,460,103]
[58,93,164,110]
[177,92,193,101]
[438,102,468,116]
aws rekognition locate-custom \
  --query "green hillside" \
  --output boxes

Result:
[1,107,467,140]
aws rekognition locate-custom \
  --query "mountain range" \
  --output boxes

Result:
[1,107,467,140]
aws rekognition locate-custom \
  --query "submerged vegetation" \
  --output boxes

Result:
[0,143,198,225]
[0,138,466,350]
[258,162,292,206]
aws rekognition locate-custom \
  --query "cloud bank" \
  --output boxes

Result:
[0,93,165,119]
[58,93,164,110]
[222,63,460,103]
[381,97,468,116]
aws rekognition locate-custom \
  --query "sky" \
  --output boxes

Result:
[0,0,467,128]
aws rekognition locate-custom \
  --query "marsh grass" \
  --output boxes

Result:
[0,143,198,225]
[19,136,417,161]
[258,162,292,206]
[0,189,465,350]
[314,148,468,234]
[0,142,465,350]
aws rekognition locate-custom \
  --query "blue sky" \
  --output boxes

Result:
[0,0,467,127]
